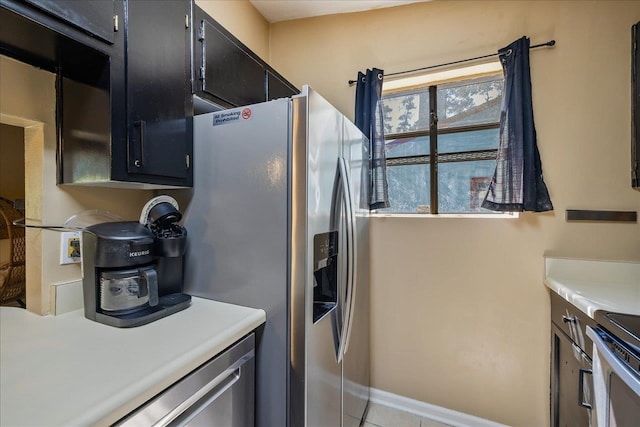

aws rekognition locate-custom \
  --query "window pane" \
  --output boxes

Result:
[437,160,496,213]
[438,128,499,154]
[437,77,503,129]
[385,135,429,158]
[381,90,430,133]
[380,164,430,213]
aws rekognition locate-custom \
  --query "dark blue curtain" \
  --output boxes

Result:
[355,68,389,209]
[482,37,553,212]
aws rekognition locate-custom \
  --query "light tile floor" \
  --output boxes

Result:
[363,403,452,427]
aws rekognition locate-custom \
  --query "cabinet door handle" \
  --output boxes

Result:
[134,120,146,168]
[562,315,576,323]
[578,368,592,409]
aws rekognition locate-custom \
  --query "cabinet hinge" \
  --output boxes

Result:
[198,24,205,41]
[186,154,190,169]
[113,15,119,32]
[185,14,189,29]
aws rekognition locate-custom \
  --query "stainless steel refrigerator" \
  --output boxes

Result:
[178,86,370,427]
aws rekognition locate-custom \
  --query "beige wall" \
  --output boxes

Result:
[271,2,640,426]
[0,56,152,314]
[195,0,270,61]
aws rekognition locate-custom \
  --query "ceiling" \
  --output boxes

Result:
[249,0,429,23]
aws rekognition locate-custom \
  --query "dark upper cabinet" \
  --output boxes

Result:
[193,5,298,109]
[267,70,298,101]
[22,0,116,44]
[0,0,117,63]
[1,0,193,187]
[123,0,191,184]
[2,0,296,188]
[632,21,639,188]
[198,18,266,107]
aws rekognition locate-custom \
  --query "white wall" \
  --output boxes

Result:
[270,2,640,425]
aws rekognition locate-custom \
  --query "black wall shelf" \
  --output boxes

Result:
[565,210,637,223]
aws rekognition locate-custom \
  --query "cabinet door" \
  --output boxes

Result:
[551,324,593,427]
[632,21,639,188]
[126,0,191,184]
[199,19,266,107]
[267,70,298,101]
[23,0,115,43]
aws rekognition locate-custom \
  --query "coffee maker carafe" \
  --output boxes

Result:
[82,197,190,327]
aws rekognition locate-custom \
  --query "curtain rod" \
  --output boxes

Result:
[348,39,556,85]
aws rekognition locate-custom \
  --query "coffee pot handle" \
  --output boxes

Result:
[140,267,159,307]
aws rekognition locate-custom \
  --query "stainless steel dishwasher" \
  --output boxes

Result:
[116,333,255,427]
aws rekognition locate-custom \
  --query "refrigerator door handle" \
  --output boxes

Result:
[336,157,354,364]
[342,158,357,356]
[335,157,357,360]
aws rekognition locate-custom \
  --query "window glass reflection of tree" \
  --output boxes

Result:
[381,75,503,214]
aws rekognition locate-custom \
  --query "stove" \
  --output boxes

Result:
[587,310,640,426]
[600,312,640,353]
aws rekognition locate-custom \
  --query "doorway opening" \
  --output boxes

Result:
[1,55,55,314]
[0,124,26,307]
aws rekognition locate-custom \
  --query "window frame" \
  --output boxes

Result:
[380,72,507,215]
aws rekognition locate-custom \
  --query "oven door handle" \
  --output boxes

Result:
[586,326,640,394]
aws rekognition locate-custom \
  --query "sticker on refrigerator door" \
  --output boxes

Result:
[211,108,253,126]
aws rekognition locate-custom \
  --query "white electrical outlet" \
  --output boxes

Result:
[60,231,82,265]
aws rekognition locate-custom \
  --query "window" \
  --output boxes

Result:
[379,71,504,214]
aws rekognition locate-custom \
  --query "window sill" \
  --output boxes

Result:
[370,212,519,219]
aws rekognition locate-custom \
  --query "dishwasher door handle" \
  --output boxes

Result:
[115,334,255,427]
[154,366,241,427]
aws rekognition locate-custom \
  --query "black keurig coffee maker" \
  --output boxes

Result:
[142,197,187,296]
[82,196,190,327]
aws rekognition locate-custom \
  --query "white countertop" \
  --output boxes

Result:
[544,257,640,318]
[0,297,265,427]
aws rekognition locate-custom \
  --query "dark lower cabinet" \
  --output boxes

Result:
[551,324,593,427]
[550,293,594,427]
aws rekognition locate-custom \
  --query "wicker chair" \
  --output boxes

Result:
[0,197,26,307]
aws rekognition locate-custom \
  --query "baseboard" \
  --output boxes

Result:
[369,388,509,427]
